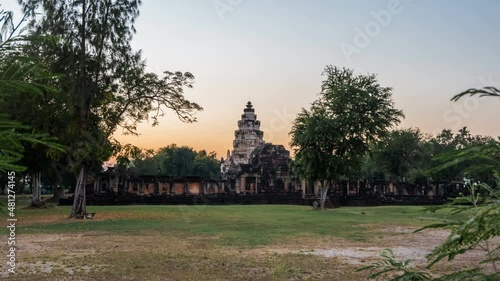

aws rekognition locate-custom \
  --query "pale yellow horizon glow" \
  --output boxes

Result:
[112,0,500,159]
[113,94,500,159]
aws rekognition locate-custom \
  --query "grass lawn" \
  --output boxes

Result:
[0,197,468,280]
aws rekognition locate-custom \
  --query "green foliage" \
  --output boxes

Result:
[0,118,62,172]
[16,0,202,216]
[360,83,499,279]
[362,127,494,184]
[359,150,500,280]
[132,144,220,179]
[432,139,500,183]
[290,107,340,183]
[101,70,202,136]
[290,65,403,184]
[15,0,202,170]
[193,149,220,180]
[0,6,64,172]
[419,181,500,271]
[357,249,431,280]
[369,128,430,183]
[429,128,494,182]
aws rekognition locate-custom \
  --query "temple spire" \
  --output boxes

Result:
[225,102,265,166]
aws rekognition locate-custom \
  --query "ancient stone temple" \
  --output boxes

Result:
[221,101,265,174]
[221,102,296,193]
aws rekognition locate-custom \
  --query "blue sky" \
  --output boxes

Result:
[3,0,500,156]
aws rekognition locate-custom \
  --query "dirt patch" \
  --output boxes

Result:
[303,246,429,264]
[3,225,497,280]
[16,233,85,252]
[241,225,493,270]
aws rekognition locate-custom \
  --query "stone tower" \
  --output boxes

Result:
[220,101,294,194]
[231,101,265,165]
[221,101,265,174]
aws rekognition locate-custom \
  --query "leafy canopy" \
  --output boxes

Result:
[290,65,404,183]
[0,6,64,172]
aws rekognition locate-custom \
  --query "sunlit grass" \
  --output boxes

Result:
[0,197,462,280]
[5,200,460,246]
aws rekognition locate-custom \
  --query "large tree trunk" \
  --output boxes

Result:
[68,0,89,220]
[319,180,330,210]
[29,172,45,208]
[69,166,87,218]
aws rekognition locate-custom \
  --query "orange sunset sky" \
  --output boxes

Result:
[108,0,500,159]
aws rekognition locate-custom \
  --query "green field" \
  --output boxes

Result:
[0,198,466,280]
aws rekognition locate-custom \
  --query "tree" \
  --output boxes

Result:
[429,128,494,184]
[2,46,71,207]
[20,0,202,218]
[131,145,220,180]
[371,128,430,184]
[359,176,499,281]
[359,87,500,281]
[0,4,64,196]
[43,157,76,202]
[160,145,197,177]
[290,106,341,209]
[290,65,403,209]
[193,150,221,180]
[1,4,73,207]
[131,150,159,176]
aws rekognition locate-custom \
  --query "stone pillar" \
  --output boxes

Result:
[236,177,241,194]
[241,176,246,195]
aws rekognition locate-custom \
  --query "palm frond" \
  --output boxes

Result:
[452,87,500,102]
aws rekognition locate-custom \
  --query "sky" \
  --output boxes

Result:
[4,0,500,158]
